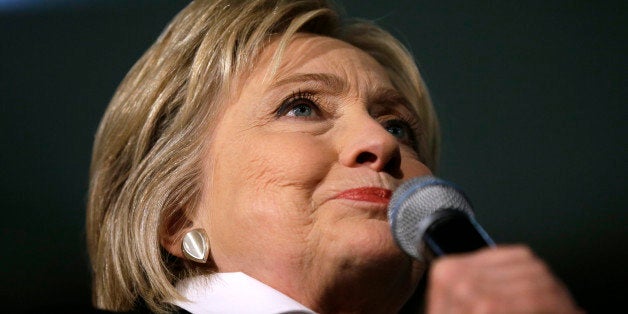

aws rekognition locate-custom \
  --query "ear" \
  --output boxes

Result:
[159,212,194,259]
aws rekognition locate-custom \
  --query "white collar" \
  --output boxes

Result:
[174,272,316,314]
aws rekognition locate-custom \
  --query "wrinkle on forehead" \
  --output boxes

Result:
[261,34,394,94]
[226,33,400,115]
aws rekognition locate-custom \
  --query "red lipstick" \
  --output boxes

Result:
[335,187,392,204]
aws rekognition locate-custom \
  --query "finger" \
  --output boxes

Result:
[426,245,584,313]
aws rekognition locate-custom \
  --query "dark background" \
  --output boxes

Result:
[1,0,626,312]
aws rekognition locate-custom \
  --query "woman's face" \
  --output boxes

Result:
[196,34,431,309]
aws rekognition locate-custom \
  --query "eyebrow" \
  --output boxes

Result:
[269,73,347,94]
[370,88,413,110]
[269,72,414,112]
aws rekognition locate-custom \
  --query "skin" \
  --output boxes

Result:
[165,34,583,313]
[427,245,584,314]
[196,34,429,313]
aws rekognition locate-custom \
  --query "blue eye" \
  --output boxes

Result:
[386,124,405,138]
[276,91,320,119]
[287,103,314,117]
[384,120,415,145]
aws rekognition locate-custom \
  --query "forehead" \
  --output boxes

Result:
[252,33,394,91]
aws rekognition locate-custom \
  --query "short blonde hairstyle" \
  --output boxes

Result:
[87,0,440,312]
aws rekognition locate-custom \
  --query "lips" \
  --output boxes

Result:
[335,187,392,204]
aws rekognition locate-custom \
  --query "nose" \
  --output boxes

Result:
[339,113,402,178]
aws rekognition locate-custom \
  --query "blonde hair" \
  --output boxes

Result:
[87,0,440,312]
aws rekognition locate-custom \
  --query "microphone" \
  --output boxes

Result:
[388,176,495,261]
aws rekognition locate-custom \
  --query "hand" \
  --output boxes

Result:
[426,245,584,313]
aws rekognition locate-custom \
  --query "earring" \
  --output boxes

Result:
[181,228,209,263]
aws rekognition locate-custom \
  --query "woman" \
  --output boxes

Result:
[87,0,582,313]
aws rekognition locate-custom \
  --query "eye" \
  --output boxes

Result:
[288,103,314,117]
[275,91,321,119]
[382,119,416,146]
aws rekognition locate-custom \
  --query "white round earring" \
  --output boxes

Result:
[181,228,209,263]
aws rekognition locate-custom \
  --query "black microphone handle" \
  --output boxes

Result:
[421,208,495,259]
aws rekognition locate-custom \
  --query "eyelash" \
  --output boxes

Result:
[381,117,420,148]
[274,90,321,119]
[275,90,420,148]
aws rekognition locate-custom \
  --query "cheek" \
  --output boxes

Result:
[230,131,334,192]
[400,150,432,179]
[201,131,336,259]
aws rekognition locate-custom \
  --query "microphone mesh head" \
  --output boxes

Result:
[388,176,474,261]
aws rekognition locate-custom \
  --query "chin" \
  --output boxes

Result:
[335,219,407,266]
[318,220,420,305]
